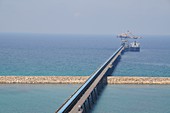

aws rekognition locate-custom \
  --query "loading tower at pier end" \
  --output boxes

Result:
[117,31,142,52]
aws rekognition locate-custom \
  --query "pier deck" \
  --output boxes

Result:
[56,46,125,113]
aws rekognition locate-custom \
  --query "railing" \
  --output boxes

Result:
[56,45,124,113]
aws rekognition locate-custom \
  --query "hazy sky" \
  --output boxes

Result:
[0,0,170,35]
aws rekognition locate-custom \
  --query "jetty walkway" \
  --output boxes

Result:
[55,45,124,113]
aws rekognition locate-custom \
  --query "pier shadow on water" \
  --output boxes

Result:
[85,54,122,112]
[87,84,108,113]
[83,55,122,113]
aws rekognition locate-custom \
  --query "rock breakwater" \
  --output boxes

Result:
[107,76,170,84]
[0,76,88,84]
[0,76,170,84]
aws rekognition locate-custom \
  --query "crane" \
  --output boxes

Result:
[117,31,142,51]
[117,31,141,39]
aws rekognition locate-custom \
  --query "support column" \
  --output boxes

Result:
[83,102,87,113]
[91,91,94,104]
[94,88,98,100]
[87,97,91,109]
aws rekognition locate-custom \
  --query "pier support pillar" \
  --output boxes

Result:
[83,102,87,113]
[91,91,94,104]
[94,88,98,100]
[87,97,91,109]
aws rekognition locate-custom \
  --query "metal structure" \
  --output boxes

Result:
[117,31,142,51]
[56,45,125,113]
[117,30,141,39]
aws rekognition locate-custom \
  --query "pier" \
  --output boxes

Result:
[56,46,124,113]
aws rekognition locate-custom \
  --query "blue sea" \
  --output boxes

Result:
[0,33,170,113]
[0,33,170,76]
[0,84,170,113]
[92,85,170,113]
[0,84,80,113]
[0,33,119,76]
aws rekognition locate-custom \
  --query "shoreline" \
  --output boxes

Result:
[0,76,170,84]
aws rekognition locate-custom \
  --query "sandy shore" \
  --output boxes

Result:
[0,76,170,84]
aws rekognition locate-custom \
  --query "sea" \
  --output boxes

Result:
[0,33,170,113]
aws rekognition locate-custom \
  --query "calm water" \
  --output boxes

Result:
[0,33,170,76]
[92,85,170,113]
[0,84,80,113]
[0,33,118,76]
[0,84,170,113]
[113,49,170,77]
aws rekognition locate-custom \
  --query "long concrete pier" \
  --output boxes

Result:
[0,76,170,84]
[55,45,125,113]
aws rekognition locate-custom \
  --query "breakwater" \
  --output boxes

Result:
[0,76,170,84]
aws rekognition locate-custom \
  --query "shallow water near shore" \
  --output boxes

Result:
[0,84,170,113]
[92,85,170,113]
[0,84,80,113]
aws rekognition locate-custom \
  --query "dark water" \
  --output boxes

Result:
[0,33,170,77]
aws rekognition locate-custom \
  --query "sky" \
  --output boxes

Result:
[0,0,170,35]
